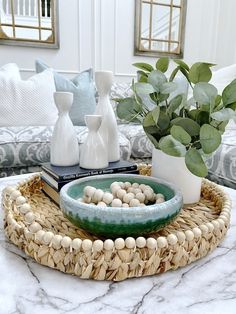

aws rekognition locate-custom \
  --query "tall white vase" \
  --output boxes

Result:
[50,92,80,166]
[80,115,108,169]
[95,71,120,162]
[152,148,202,204]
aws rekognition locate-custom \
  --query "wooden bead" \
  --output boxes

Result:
[157,236,169,250]
[25,212,35,224]
[146,237,157,249]
[61,236,72,248]
[104,239,114,250]
[156,198,165,204]
[125,237,135,249]
[92,189,104,203]
[16,196,27,206]
[83,196,92,204]
[111,185,121,196]
[123,192,135,204]
[185,230,194,241]
[122,203,129,208]
[132,183,139,189]
[116,189,126,200]
[139,184,146,192]
[124,182,131,189]
[102,192,114,205]
[156,193,164,199]
[110,181,119,189]
[97,201,107,207]
[118,182,125,189]
[93,240,104,252]
[115,238,125,250]
[43,231,54,244]
[176,231,186,243]
[135,192,145,203]
[193,227,202,238]
[144,189,153,201]
[133,188,142,195]
[10,190,21,200]
[129,198,140,207]
[127,187,135,194]
[82,239,92,251]
[112,199,122,207]
[72,238,82,250]
[84,186,96,197]
[167,234,178,245]
[136,236,146,248]
[19,203,31,214]
[29,222,42,233]
[199,224,208,234]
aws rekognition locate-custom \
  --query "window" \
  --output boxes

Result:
[135,0,187,57]
[0,0,59,48]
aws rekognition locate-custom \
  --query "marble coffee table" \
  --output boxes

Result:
[0,174,235,314]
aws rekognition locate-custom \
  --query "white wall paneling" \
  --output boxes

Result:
[1,0,236,81]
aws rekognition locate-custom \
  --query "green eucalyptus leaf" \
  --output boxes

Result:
[160,82,177,94]
[158,93,169,102]
[200,124,221,154]
[222,79,236,106]
[193,82,217,104]
[151,107,160,124]
[215,95,222,107]
[139,94,156,110]
[167,94,183,115]
[169,66,180,82]
[156,57,169,73]
[170,125,191,145]
[174,60,190,71]
[133,62,154,72]
[196,111,210,125]
[185,148,208,177]
[187,109,199,120]
[226,102,236,110]
[157,111,170,130]
[189,63,212,84]
[144,132,160,148]
[211,108,235,121]
[148,70,167,92]
[116,98,141,123]
[171,117,200,136]
[159,135,186,157]
[143,112,157,134]
[134,82,155,95]
[179,67,191,84]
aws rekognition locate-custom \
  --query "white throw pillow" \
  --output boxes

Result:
[0,64,57,126]
[210,63,236,93]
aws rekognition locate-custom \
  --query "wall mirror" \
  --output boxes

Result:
[135,0,187,58]
[0,0,59,48]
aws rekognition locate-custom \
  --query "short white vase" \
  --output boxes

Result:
[50,92,80,166]
[95,71,120,162]
[80,115,108,169]
[152,148,202,204]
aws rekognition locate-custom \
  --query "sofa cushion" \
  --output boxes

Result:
[35,59,96,126]
[0,126,131,168]
[118,124,153,158]
[0,64,57,126]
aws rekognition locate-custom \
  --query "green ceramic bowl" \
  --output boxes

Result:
[60,174,183,238]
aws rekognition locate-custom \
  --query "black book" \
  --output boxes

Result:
[41,160,137,181]
[41,168,140,191]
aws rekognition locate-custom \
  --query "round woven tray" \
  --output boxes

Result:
[3,165,232,281]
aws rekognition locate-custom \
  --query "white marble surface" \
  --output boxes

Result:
[0,174,235,314]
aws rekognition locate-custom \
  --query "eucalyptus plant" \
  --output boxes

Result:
[116,58,236,177]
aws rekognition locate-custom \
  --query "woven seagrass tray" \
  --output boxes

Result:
[3,165,232,281]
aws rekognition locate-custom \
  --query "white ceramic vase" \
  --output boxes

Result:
[151,148,202,204]
[50,92,80,166]
[80,115,108,169]
[95,71,120,162]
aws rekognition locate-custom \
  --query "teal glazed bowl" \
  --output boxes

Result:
[60,174,183,238]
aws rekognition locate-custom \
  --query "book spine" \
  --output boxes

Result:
[61,165,137,181]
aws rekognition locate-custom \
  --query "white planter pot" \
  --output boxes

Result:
[152,148,202,204]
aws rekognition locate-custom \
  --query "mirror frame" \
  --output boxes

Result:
[134,0,187,58]
[0,0,59,49]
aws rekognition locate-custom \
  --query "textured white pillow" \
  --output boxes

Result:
[210,64,236,93]
[0,64,57,126]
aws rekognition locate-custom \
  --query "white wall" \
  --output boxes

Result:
[0,0,236,81]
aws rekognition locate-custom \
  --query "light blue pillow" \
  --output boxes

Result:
[35,59,96,126]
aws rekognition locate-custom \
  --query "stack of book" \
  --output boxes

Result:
[41,160,139,204]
